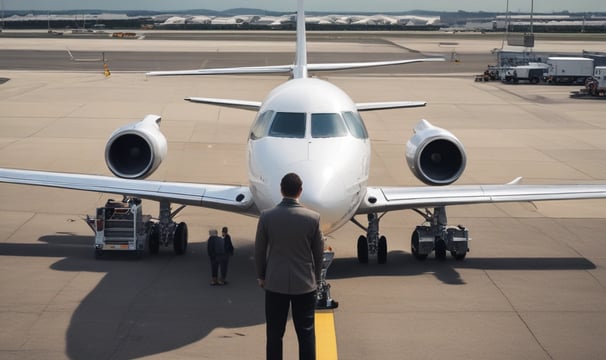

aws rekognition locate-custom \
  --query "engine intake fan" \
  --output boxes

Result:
[406,119,466,186]
[105,114,167,179]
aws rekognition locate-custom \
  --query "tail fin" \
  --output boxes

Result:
[292,0,308,79]
[146,0,444,79]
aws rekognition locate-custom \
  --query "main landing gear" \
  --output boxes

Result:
[351,206,469,264]
[149,199,189,255]
[351,213,388,264]
[410,206,469,261]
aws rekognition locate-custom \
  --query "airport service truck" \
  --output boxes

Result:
[571,66,606,98]
[86,197,188,258]
[501,62,549,84]
[544,57,594,84]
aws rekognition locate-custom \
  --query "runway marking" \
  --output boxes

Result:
[315,309,338,360]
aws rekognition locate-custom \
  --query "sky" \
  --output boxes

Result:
[2,1,606,13]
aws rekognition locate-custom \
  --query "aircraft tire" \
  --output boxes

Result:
[451,251,466,261]
[149,224,160,254]
[435,240,447,260]
[411,231,427,261]
[357,235,368,264]
[377,235,387,264]
[173,222,188,255]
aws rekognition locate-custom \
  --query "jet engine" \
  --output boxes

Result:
[105,114,167,179]
[405,119,466,186]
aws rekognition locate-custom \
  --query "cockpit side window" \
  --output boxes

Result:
[250,110,274,140]
[342,111,369,139]
[311,113,348,138]
[268,112,306,138]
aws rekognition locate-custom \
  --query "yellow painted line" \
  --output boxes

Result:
[315,309,338,360]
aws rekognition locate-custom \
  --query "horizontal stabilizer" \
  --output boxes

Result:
[308,57,445,72]
[356,101,426,112]
[147,58,445,77]
[186,97,262,111]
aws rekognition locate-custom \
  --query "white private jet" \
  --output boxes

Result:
[1,0,606,264]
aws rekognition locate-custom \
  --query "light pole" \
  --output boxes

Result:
[530,0,534,34]
[1,0,4,30]
[501,0,510,49]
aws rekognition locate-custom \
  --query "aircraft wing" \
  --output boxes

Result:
[0,168,258,216]
[357,183,606,214]
[186,97,262,111]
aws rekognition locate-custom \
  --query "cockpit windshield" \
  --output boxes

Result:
[250,110,369,140]
[311,113,348,138]
[268,112,306,138]
[342,111,369,139]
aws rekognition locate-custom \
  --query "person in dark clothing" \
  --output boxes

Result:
[255,173,324,360]
[221,226,231,249]
[207,228,234,285]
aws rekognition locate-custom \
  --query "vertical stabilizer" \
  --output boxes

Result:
[293,0,308,79]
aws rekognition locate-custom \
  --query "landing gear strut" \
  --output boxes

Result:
[316,248,338,309]
[411,206,469,261]
[151,200,188,255]
[351,213,388,264]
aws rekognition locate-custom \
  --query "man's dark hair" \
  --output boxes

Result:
[280,173,302,197]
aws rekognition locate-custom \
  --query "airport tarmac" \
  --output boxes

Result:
[0,33,606,360]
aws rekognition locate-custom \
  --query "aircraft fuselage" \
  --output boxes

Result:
[247,78,370,233]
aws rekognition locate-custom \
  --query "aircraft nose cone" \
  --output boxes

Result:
[290,164,353,233]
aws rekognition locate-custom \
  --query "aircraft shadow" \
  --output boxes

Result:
[0,234,265,360]
[0,237,596,358]
[327,251,597,285]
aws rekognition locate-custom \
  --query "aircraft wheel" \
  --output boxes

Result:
[173,222,188,255]
[435,240,447,261]
[377,235,387,264]
[149,224,160,255]
[411,231,427,261]
[357,235,368,264]
[451,251,466,261]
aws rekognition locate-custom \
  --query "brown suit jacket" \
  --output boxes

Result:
[255,197,324,295]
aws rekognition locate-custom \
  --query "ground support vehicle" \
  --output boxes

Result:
[501,63,549,84]
[570,67,606,99]
[86,197,188,258]
[544,57,594,84]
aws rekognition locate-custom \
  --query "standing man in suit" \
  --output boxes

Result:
[255,172,324,360]
[207,228,234,285]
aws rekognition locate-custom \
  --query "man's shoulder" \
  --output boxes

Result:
[298,206,320,218]
[261,202,319,220]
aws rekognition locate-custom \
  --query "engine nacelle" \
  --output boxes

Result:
[105,114,167,179]
[406,119,466,186]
